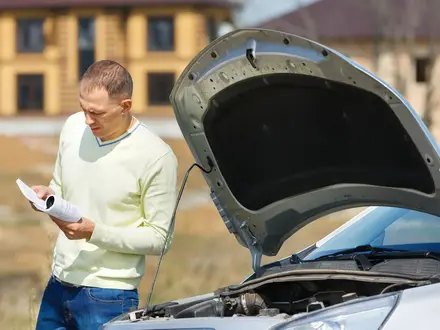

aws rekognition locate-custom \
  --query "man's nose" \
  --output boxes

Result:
[85,113,95,126]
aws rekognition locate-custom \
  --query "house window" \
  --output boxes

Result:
[78,17,95,79]
[147,73,175,106]
[16,18,45,53]
[17,74,44,112]
[147,17,175,51]
[415,57,432,83]
[206,17,218,43]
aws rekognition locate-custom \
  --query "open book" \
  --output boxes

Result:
[16,178,82,222]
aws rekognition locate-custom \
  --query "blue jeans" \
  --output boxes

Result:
[36,275,139,330]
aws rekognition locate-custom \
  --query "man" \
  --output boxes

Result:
[33,60,178,329]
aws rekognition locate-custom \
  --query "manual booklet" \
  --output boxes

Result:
[16,178,82,222]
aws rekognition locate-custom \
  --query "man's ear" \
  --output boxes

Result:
[121,99,132,114]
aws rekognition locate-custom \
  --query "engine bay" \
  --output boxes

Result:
[136,269,439,321]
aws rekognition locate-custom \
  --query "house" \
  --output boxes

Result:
[258,0,440,141]
[0,0,238,118]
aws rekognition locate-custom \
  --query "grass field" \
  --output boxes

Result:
[0,134,358,329]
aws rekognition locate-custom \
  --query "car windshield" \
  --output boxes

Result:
[303,206,440,260]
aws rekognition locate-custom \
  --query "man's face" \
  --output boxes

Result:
[79,87,132,141]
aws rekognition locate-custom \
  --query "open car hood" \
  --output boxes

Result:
[169,28,440,274]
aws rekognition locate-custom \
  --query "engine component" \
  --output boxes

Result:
[175,298,224,318]
[342,292,358,302]
[306,297,325,312]
[258,308,280,317]
[237,292,268,315]
[174,292,268,319]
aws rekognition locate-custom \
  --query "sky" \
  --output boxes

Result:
[234,0,317,27]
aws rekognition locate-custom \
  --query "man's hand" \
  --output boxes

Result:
[29,185,55,212]
[50,216,95,240]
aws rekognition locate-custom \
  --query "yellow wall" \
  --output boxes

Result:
[0,6,230,117]
[0,11,60,116]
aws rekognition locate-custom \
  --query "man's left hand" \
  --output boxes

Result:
[50,216,95,240]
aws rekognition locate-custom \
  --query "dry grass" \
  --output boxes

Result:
[0,134,356,329]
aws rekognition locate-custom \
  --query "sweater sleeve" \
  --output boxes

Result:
[87,150,178,255]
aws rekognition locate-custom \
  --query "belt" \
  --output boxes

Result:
[52,275,83,288]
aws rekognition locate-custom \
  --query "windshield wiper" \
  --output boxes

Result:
[314,244,411,261]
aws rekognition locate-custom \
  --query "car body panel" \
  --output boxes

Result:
[381,281,440,329]
[169,28,440,273]
[103,315,285,330]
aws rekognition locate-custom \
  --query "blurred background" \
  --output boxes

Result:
[1,0,439,328]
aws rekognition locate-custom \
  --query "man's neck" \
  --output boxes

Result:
[100,115,135,142]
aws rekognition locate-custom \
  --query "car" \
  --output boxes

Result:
[102,28,440,330]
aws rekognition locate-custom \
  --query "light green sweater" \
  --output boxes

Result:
[49,112,178,290]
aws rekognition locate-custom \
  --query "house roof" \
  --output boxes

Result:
[258,0,440,40]
[0,0,238,10]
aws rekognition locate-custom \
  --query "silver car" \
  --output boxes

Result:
[102,28,440,330]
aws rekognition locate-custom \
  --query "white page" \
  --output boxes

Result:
[16,178,82,222]
[16,178,46,210]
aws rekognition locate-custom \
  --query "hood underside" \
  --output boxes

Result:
[169,28,440,271]
[203,73,434,208]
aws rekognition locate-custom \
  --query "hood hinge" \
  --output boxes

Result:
[211,191,263,276]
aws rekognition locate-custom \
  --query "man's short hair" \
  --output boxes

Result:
[80,60,133,100]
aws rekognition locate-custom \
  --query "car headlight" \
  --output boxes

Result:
[271,292,400,330]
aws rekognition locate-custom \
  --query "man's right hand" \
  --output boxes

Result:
[30,185,55,212]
